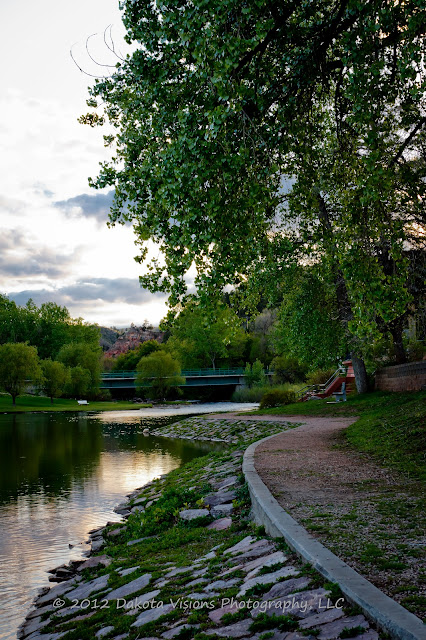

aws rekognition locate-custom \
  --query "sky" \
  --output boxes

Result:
[0,0,168,327]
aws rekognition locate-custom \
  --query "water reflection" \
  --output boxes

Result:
[0,410,222,640]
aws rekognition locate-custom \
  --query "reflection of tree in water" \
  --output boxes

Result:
[0,413,219,505]
[0,414,103,502]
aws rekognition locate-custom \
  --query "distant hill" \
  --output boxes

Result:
[103,324,163,357]
[99,326,122,352]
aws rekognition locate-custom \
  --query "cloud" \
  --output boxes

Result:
[8,278,166,308]
[54,190,115,223]
[0,228,78,280]
[0,194,27,215]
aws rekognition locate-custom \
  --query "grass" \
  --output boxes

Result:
[0,393,152,413]
[252,390,426,481]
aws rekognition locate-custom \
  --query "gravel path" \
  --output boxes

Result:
[253,415,425,619]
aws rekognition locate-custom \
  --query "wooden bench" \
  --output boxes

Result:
[77,400,89,405]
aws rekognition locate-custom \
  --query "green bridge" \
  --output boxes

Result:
[100,368,263,389]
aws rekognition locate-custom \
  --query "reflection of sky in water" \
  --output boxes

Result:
[0,404,245,640]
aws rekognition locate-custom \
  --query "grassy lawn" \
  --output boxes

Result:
[252,390,426,481]
[0,394,152,413]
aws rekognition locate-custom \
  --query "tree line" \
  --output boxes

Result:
[0,296,102,404]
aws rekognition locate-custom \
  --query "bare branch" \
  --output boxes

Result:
[70,44,109,79]
[85,33,116,69]
[103,24,126,62]
[391,117,426,166]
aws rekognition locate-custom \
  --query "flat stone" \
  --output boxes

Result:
[238,567,300,596]
[91,538,105,552]
[211,503,233,515]
[106,528,124,537]
[127,537,151,546]
[205,578,240,592]
[253,588,330,620]
[162,624,200,639]
[242,551,287,578]
[105,573,151,600]
[225,536,256,555]
[190,568,206,578]
[19,615,51,637]
[131,505,145,513]
[187,592,219,599]
[96,626,114,638]
[205,619,252,637]
[27,604,55,620]
[209,602,241,624]
[299,607,345,628]
[164,566,192,578]
[186,578,208,588]
[262,577,312,601]
[36,579,81,605]
[123,590,161,615]
[132,603,174,627]
[118,567,139,577]
[230,543,275,563]
[179,508,210,521]
[216,476,239,490]
[207,517,232,531]
[353,631,379,640]
[154,579,169,588]
[317,615,368,639]
[204,490,236,507]
[78,555,111,571]
[66,575,110,601]
[111,635,129,640]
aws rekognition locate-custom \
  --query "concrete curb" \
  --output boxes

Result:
[243,431,426,640]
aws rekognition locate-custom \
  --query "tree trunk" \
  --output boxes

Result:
[351,353,369,394]
[12,394,16,405]
[389,318,407,364]
[51,397,54,404]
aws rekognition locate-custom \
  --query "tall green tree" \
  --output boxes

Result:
[57,342,102,395]
[112,340,161,371]
[165,302,244,369]
[136,351,184,399]
[82,0,425,389]
[0,343,42,405]
[41,360,70,404]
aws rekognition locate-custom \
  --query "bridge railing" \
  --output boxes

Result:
[101,368,247,379]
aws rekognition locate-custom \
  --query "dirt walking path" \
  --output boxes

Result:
[207,413,425,619]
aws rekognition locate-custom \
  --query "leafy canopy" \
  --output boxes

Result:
[82,0,425,356]
[0,343,42,404]
[136,351,184,399]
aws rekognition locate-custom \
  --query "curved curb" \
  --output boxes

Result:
[243,431,426,640]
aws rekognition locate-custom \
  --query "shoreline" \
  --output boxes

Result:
[18,415,421,640]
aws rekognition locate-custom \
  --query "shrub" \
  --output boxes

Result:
[259,389,298,409]
[270,355,307,383]
[232,385,272,403]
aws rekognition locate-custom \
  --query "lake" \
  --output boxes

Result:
[0,402,256,640]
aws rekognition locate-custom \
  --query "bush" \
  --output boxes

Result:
[270,355,307,383]
[305,368,335,386]
[260,389,298,409]
[231,385,272,402]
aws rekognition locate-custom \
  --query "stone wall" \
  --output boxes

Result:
[375,360,426,392]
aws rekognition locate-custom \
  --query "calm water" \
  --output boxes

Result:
[0,403,256,640]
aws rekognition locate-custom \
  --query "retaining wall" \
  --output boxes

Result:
[375,361,426,392]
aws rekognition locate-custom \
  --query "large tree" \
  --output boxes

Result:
[165,302,245,369]
[82,0,425,389]
[0,343,42,405]
[136,351,184,399]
